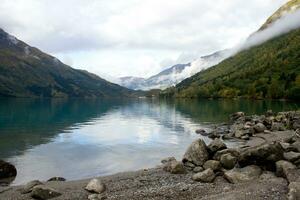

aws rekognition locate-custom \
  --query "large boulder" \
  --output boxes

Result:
[85,179,106,194]
[220,153,237,169]
[284,152,300,163]
[203,160,221,171]
[207,139,227,153]
[20,180,43,194]
[253,123,266,133]
[238,142,284,169]
[0,160,17,179]
[182,139,209,166]
[271,122,286,131]
[31,185,61,199]
[213,149,240,161]
[224,165,262,183]
[276,160,300,183]
[192,168,215,183]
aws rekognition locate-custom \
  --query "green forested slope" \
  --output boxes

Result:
[0,28,135,98]
[161,28,300,100]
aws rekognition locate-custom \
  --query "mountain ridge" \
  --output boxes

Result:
[160,0,300,100]
[118,50,228,90]
[0,28,135,98]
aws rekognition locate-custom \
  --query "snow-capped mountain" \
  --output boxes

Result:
[117,50,230,90]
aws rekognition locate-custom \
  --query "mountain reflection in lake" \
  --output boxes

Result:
[0,98,299,185]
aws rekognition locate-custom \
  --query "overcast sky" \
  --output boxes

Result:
[0,0,287,79]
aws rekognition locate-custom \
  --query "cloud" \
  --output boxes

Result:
[0,0,288,78]
[235,9,300,53]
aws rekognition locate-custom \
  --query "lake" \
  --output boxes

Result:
[0,98,299,185]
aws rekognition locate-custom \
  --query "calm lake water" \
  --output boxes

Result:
[0,98,299,185]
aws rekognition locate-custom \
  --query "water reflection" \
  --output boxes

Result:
[0,98,299,185]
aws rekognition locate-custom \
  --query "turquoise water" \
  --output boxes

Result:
[0,98,299,185]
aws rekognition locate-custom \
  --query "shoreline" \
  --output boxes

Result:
[0,110,299,199]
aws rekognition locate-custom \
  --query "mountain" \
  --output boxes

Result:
[117,50,229,90]
[0,28,135,98]
[161,1,300,100]
[259,0,300,31]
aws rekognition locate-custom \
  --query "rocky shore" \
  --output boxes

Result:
[0,110,299,200]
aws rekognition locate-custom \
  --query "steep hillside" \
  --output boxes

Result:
[259,0,300,31]
[161,28,300,100]
[0,28,135,98]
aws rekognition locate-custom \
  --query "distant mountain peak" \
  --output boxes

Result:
[117,50,229,90]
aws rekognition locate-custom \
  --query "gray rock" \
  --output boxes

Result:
[182,139,209,166]
[161,157,176,164]
[293,120,300,130]
[0,160,17,179]
[224,165,262,183]
[253,123,266,133]
[238,142,284,167]
[31,185,61,199]
[213,149,240,161]
[203,160,221,171]
[291,141,300,152]
[207,139,227,153]
[230,112,245,121]
[220,153,237,169]
[184,161,195,168]
[288,182,300,200]
[169,161,185,174]
[193,166,204,173]
[276,160,300,182]
[20,180,43,194]
[162,159,185,174]
[271,122,286,131]
[85,179,106,194]
[280,142,298,152]
[284,152,300,162]
[234,130,247,138]
[47,177,66,182]
[192,168,215,183]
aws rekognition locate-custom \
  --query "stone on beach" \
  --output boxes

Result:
[0,160,17,179]
[284,152,300,162]
[182,139,209,166]
[253,123,266,133]
[192,168,215,183]
[224,165,262,184]
[207,138,227,153]
[220,153,237,169]
[238,142,284,168]
[203,160,221,171]
[85,179,106,194]
[31,185,61,199]
[20,180,43,194]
